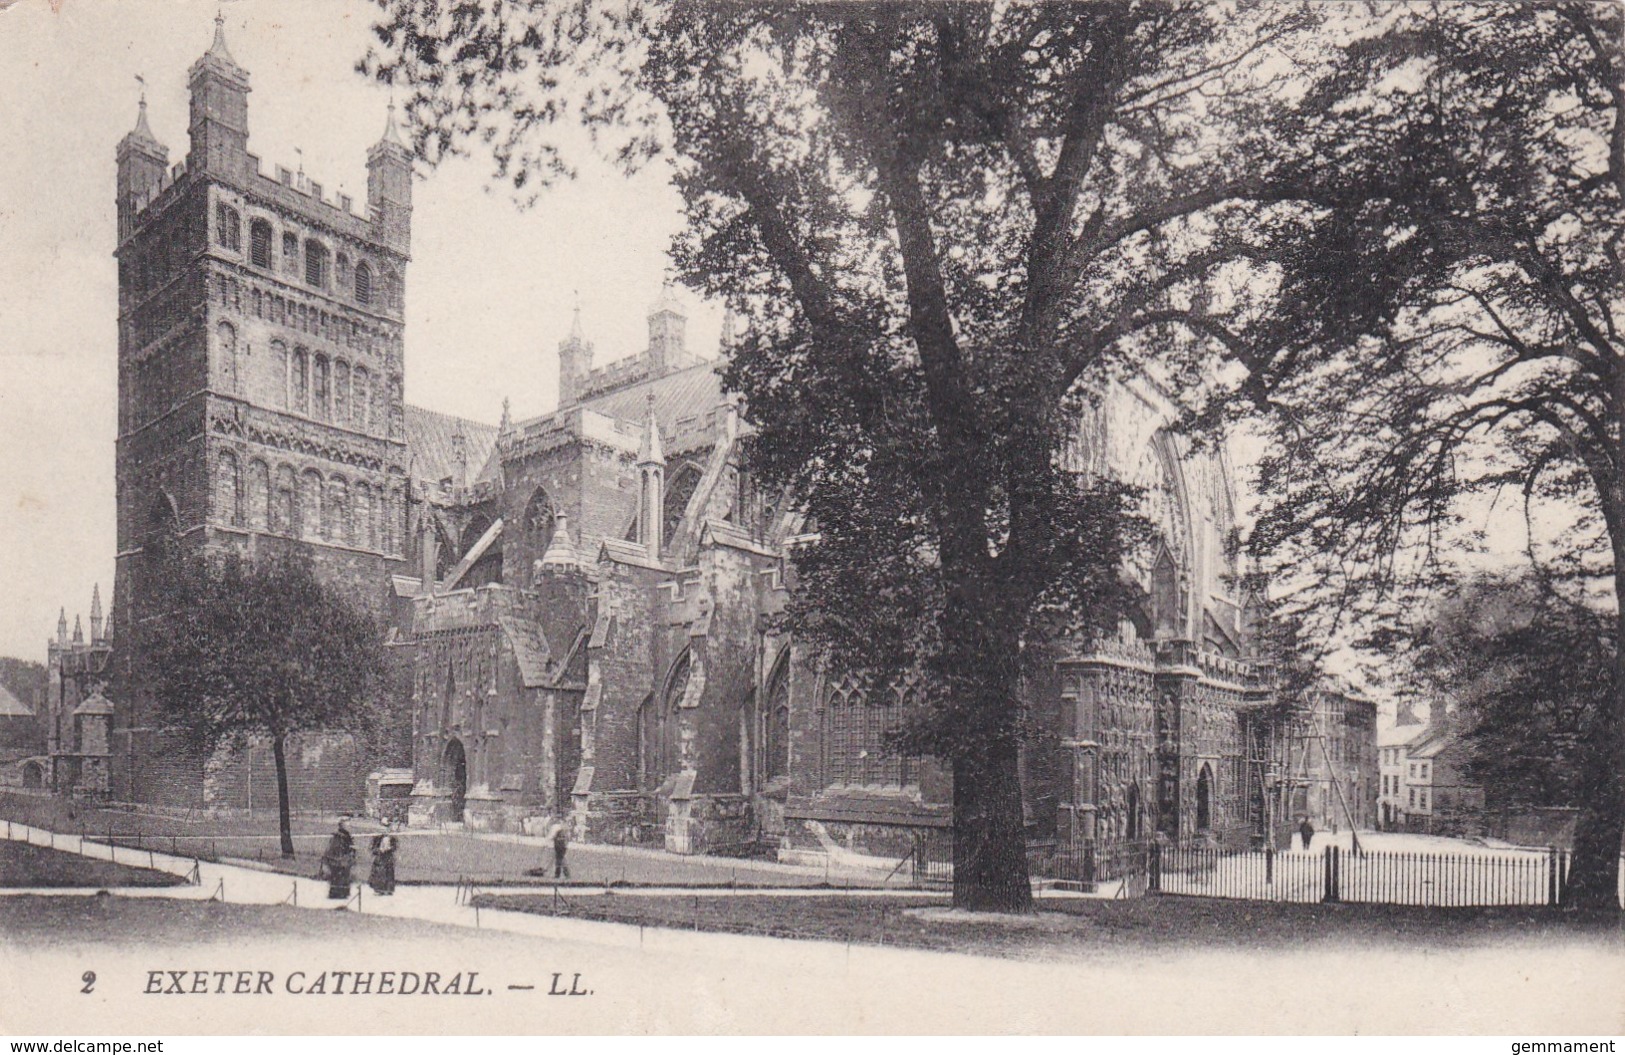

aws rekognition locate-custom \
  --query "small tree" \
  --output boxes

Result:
[133,550,386,856]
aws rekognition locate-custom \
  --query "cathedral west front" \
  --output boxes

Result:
[40,20,1343,865]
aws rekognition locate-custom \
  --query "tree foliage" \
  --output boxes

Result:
[133,550,385,854]
[360,0,1384,910]
[1407,573,1615,813]
[1166,2,1624,906]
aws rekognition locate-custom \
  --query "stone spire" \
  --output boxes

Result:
[381,98,407,149]
[536,511,581,571]
[56,608,67,646]
[90,584,104,643]
[205,8,239,68]
[72,614,84,644]
[557,298,594,409]
[498,397,513,435]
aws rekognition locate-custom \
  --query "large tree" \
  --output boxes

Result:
[1405,572,1614,817]
[363,0,1339,910]
[134,551,386,857]
[1171,3,1624,907]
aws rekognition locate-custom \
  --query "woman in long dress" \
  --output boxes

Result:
[368,827,398,895]
[320,820,355,900]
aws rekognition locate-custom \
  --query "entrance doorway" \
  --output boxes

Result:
[444,739,467,822]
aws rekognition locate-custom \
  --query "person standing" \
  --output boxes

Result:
[551,820,571,880]
[321,818,355,900]
[1299,817,1315,852]
[368,823,398,896]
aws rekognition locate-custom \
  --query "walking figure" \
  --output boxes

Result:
[551,820,571,880]
[320,818,355,900]
[1299,817,1315,852]
[368,823,398,896]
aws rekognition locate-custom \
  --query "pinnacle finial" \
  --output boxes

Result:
[499,397,513,433]
[381,97,407,148]
[205,7,238,66]
[638,393,665,467]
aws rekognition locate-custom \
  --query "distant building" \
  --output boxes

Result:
[0,680,47,790]
[1377,718,1425,830]
[1401,723,1484,836]
[1275,683,1379,837]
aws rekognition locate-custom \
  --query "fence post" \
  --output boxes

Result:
[1265,846,1274,886]
[1148,842,1161,893]
[1323,844,1341,903]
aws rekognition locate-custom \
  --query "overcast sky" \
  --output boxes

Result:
[0,0,724,661]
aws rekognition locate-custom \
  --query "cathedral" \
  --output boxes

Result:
[41,20,1328,862]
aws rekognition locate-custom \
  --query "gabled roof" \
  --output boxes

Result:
[1378,722,1426,747]
[0,684,31,717]
[404,405,499,488]
[73,692,114,717]
[497,615,552,688]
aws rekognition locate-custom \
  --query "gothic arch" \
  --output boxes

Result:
[521,487,555,581]
[145,490,180,560]
[1196,763,1213,832]
[664,462,703,544]
[246,460,270,532]
[214,449,241,527]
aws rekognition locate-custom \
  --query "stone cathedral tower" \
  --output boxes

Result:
[109,16,412,805]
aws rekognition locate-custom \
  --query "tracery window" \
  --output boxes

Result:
[523,488,554,578]
[824,675,905,787]
[664,463,702,544]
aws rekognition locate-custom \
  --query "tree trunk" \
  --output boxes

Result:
[271,733,295,858]
[1560,580,1624,908]
[951,739,1033,912]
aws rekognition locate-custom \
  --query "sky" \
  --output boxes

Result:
[0,0,724,662]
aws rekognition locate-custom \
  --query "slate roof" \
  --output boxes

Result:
[578,362,724,454]
[0,684,31,717]
[404,405,500,488]
[498,615,552,688]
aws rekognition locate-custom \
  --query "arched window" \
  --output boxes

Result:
[354,261,372,306]
[334,359,350,425]
[146,492,181,562]
[1196,764,1213,832]
[523,488,554,579]
[764,652,790,782]
[352,366,370,431]
[313,355,329,420]
[299,469,323,541]
[214,450,241,527]
[664,463,702,544]
[215,321,238,395]
[304,240,328,288]
[636,694,658,791]
[273,466,295,535]
[387,484,404,554]
[292,348,309,414]
[249,220,272,269]
[215,203,241,251]
[246,460,270,532]
[328,478,350,545]
[269,340,288,409]
[658,651,692,776]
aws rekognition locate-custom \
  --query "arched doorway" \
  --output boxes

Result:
[1196,764,1212,832]
[443,739,467,823]
[20,761,43,790]
[1126,783,1141,841]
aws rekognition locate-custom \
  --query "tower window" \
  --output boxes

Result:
[305,241,328,288]
[215,204,241,252]
[249,220,272,269]
[354,262,372,306]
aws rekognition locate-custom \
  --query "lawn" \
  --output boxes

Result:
[471,889,1625,963]
[0,841,186,889]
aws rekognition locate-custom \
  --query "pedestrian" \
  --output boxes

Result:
[320,818,355,900]
[1299,817,1315,852]
[551,820,570,880]
[368,822,398,896]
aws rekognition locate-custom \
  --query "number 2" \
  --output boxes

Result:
[81,971,96,994]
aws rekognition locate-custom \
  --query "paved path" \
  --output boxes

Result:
[3,821,1622,1035]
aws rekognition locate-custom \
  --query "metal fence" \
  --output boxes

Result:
[1152,843,1623,908]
